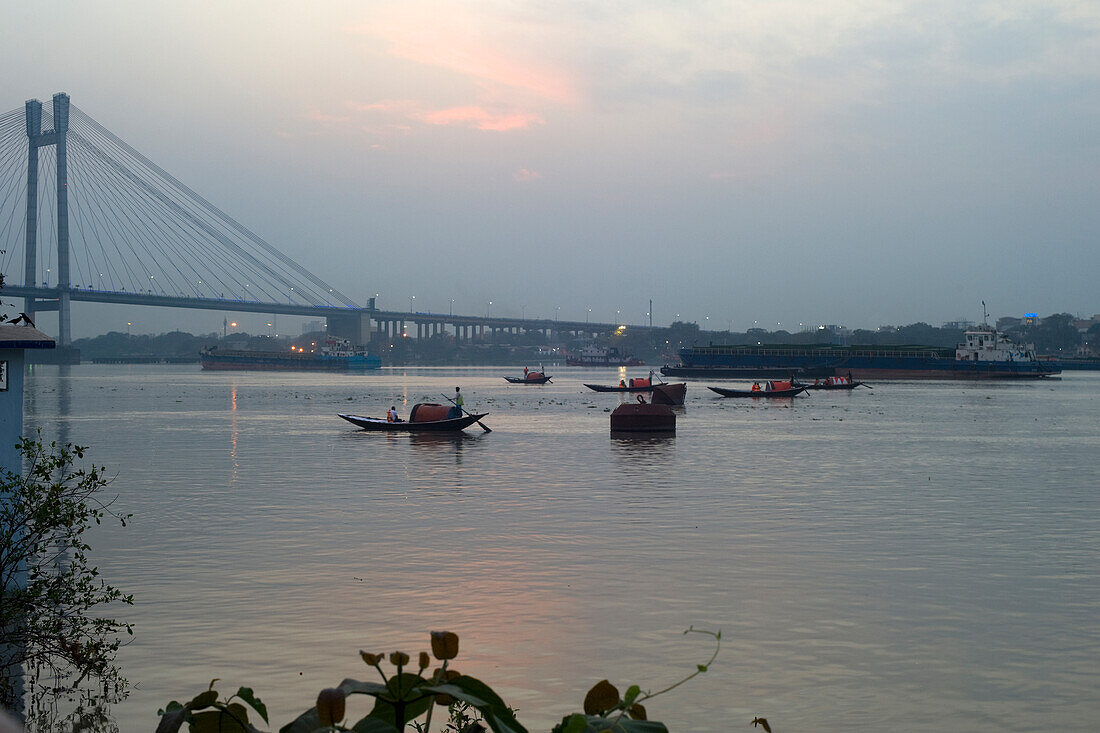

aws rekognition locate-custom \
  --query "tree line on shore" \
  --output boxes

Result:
[68,313,1094,365]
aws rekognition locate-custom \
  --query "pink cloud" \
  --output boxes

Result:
[513,168,541,181]
[349,9,579,106]
[418,106,544,131]
[305,109,350,124]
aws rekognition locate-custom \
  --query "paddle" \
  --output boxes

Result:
[441,393,492,432]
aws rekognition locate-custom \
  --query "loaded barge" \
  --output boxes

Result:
[201,337,380,372]
[662,324,1059,380]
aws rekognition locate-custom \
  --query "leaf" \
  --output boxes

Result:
[187,690,219,709]
[422,677,527,733]
[278,707,322,733]
[556,714,589,733]
[235,686,269,723]
[154,708,187,733]
[623,686,641,707]
[352,717,400,733]
[552,716,668,733]
[583,680,620,715]
[339,677,392,698]
[191,710,250,733]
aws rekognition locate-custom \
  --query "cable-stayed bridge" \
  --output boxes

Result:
[0,93,626,355]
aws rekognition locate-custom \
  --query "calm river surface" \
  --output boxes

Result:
[22,365,1100,731]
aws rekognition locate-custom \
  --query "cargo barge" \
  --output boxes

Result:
[565,345,645,367]
[201,337,380,371]
[661,324,1059,380]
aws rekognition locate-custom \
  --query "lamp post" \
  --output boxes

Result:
[409,295,415,313]
[449,298,454,316]
[487,301,493,318]
[586,308,591,324]
[555,306,560,322]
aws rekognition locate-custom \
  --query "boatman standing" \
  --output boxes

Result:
[452,386,464,418]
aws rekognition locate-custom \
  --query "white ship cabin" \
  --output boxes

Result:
[955,325,1035,362]
[321,337,363,357]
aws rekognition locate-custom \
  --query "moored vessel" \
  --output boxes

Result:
[201,337,380,371]
[662,325,1058,380]
[566,345,645,367]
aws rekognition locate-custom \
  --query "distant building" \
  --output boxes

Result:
[302,320,323,335]
[877,325,898,333]
[942,320,974,330]
[1073,314,1100,334]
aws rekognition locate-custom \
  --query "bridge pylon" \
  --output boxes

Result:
[24,92,72,347]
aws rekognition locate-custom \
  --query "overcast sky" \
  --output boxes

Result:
[2,1,1098,336]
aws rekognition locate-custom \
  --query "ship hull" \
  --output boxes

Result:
[661,347,1058,380]
[201,351,381,371]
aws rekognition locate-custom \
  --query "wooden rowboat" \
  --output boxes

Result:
[504,375,552,384]
[583,383,654,392]
[799,380,867,390]
[337,412,489,432]
[708,385,808,398]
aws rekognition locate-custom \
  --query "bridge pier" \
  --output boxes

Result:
[326,310,373,346]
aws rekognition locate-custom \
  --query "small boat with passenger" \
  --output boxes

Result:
[504,367,552,384]
[584,375,659,392]
[338,403,488,432]
[708,380,807,398]
[799,375,868,391]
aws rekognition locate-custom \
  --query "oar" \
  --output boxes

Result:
[859,382,873,389]
[441,393,492,432]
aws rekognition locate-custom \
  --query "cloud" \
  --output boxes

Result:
[348,4,579,105]
[418,106,544,131]
[305,109,350,124]
[333,99,542,135]
[513,168,541,181]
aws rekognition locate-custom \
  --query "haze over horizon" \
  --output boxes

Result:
[2,1,1098,339]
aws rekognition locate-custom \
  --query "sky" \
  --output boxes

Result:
[1,0,1098,337]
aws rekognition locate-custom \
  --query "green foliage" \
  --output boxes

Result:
[0,436,133,726]
[1008,312,1082,354]
[159,628,732,733]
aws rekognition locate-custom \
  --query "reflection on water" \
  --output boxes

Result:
[19,366,1100,732]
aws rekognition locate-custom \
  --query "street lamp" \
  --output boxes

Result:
[487,300,493,317]
[449,298,455,316]
[586,308,591,324]
[555,306,560,322]
[409,295,415,312]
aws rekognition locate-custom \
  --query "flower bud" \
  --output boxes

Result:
[419,651,431,670]
[430,630,460,660]
[583,679,619,716]
[390,651,410,667]
[434,693,455,707]
[360,650,384,666]
[316,688,345,727]
[442,669,461,682]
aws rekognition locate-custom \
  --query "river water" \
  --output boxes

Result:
[22,365,1100,731]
